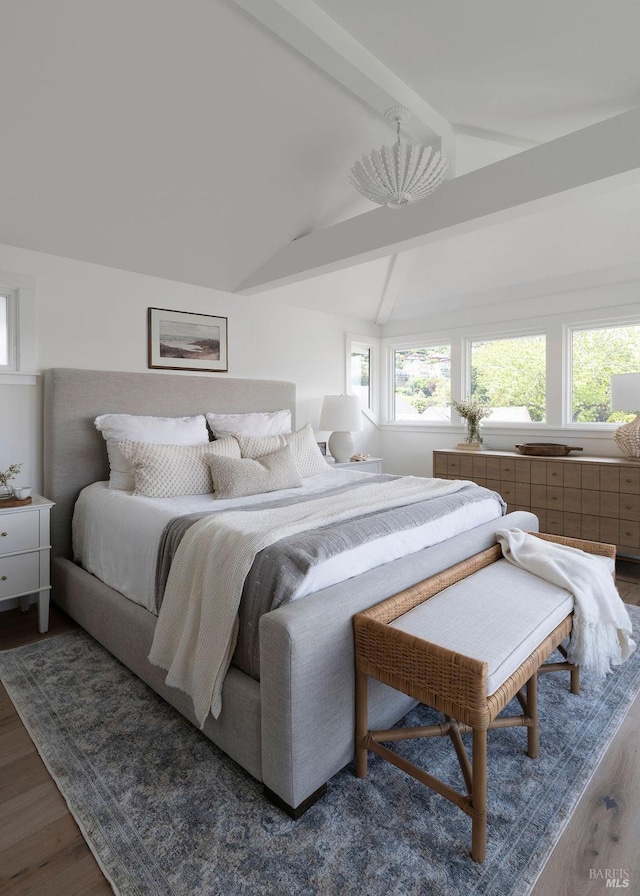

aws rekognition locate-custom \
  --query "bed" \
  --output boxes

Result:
[44,367,539,816]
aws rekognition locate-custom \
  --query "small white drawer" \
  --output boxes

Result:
[0,510,40,555]
[0,551,40,599]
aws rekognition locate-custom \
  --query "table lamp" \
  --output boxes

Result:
[611,373,640,459]
[319,395,363,463]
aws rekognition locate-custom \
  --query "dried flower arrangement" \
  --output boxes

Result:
[0,462,22,486]
[452,399,491,445]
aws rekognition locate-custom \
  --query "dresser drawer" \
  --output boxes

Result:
[0,552,40,599]
[0,510,40,555]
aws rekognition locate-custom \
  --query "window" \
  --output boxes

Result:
[470,334,546,422]
[393,344,451,422]
[0,272,37,382]
[571,323,640,423]
[0,294,8,367]
[350,345,371,410]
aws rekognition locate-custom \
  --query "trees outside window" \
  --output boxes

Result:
[470,335,546,422]
[393,345,451,421]
[572,324,640,423]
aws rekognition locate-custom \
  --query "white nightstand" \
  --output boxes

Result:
[328,457,383,474]
[0,494,54,633]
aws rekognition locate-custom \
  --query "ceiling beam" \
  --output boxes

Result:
[237,109,640,295]
[230,0,456,162]
[375,254,412,326]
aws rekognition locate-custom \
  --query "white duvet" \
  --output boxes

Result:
[72,470,502,615]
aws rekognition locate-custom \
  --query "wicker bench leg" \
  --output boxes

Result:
[355,667,369,778]
[471,727,488,863]
[526,674,539,759]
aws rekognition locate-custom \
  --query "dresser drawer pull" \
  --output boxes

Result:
[626,505,633,510]
[626,531,633,537]
[551,496,557,501]
[1,532,6,537]
[1,575,6,581]
[551,472,558,477]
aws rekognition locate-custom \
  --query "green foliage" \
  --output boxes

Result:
[471,335,546,421]
[572,326,640,422]
[394,346,451,414]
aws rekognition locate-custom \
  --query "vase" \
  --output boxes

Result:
[464,418,483,446]
[0,484,11,500]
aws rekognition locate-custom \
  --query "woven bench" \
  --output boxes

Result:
[353,532,616,863]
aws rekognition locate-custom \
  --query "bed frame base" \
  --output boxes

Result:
[263,783,328,819]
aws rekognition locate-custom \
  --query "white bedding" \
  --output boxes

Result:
[72,470,502,614]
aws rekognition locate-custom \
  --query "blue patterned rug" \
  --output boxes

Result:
[1,607,639,896]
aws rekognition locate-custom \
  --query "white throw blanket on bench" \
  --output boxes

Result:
[149,476,475,726]
[497,528,636,678]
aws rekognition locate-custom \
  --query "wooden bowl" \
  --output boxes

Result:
[515,443,583,457]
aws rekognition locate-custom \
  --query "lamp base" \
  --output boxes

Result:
[328,431,355,464]
[614,414,640,459]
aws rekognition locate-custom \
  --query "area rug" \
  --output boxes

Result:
[1,607,640,896]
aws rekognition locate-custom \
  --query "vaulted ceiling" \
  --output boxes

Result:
[1,0,639,326]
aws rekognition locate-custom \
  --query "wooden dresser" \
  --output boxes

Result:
[433,448,640,556]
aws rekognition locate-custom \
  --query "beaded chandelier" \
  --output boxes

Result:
[349,106,448,210]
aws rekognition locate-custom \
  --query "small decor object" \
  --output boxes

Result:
[11,485,32,499]
[316,441,327,456]
[349,106,448,210]
[452,399,491,449]
[319,395,363,463]
[515,444,584,457]
[148,308,228,372]
[611,373,640,460]
[0,462,22,499]
[349,453,370,462]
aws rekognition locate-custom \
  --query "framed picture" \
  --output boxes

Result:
[148,307,228,372]
[316,441,327,456]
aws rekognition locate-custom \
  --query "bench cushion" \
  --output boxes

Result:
[389,558,585,695]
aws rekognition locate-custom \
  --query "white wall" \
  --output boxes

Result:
[0,243,381,492]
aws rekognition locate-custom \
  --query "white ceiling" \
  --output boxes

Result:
[1,0,639,326]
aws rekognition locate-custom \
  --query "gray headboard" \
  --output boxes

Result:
[43,368,296,559]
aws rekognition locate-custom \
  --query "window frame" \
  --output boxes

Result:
[466,328,548,425]
[378,305,640,436]
[346,333,379,423]
[565,315,640,429]
[0,270,37,384]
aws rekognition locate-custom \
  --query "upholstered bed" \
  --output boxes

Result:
[44,367,538,816]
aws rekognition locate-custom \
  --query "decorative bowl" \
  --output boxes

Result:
[515,443,583,457]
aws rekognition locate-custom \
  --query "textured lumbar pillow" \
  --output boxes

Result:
[119,437,241,498]
[207,444,303,500]
[95,413,209,491]
[237,423,330,478]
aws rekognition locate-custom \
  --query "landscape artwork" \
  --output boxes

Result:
[148,307,228,372]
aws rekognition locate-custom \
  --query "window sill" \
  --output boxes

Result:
[380,421,619,438]
[0,372,39,385]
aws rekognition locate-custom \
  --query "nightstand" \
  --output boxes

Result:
[0,494,54,633]
[328,457,383,474]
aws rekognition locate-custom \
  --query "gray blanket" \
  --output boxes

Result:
[154,478,505,680]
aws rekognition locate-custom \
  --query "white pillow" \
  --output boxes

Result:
[206,409,292,439]
[118,437,241,498]
[208,444,302,500]
[95,413,209,490]
[237,423,330,478]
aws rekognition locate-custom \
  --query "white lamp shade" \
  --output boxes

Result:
[319,395,363,432]
[611,373,640,412]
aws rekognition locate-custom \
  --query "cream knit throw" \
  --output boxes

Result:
[149,476,475,726]
[497,528,636,679]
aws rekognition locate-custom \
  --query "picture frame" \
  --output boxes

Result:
[148,307,228,372]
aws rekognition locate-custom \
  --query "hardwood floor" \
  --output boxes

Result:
[1,570,639,896]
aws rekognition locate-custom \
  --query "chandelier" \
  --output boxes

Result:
[349,106,448,210]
